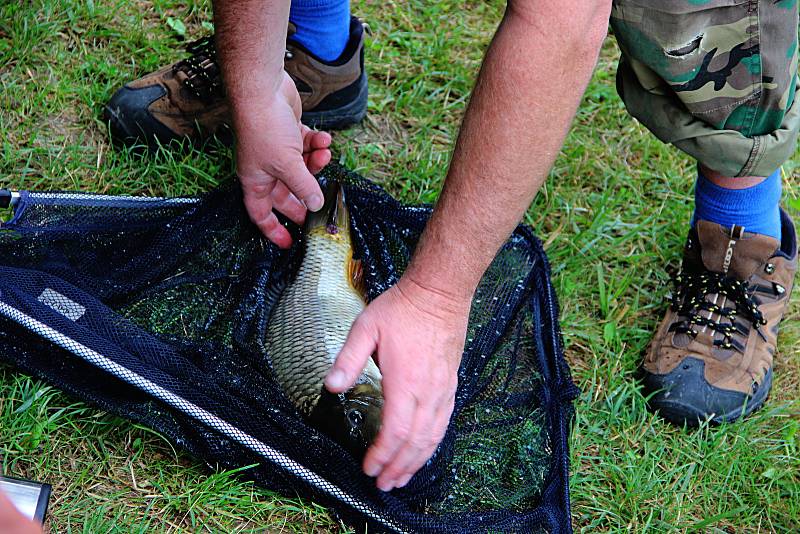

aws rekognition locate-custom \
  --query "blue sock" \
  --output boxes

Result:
[289,0,350,62]
[693,168,782,240]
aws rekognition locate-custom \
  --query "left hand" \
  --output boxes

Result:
[233,71,332,248]
[324,276,471,491]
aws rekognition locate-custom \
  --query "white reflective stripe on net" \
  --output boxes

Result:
[0,300,407,534]
[27,192,200,206]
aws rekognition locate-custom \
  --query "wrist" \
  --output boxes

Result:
[227,73,296,143]
[227,76,282,121]
[398,268,475,316]
[402,230,483,305]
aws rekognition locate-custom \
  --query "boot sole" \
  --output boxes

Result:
[301,72,368,131]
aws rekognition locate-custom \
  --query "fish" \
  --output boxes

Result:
[265,179,383,454]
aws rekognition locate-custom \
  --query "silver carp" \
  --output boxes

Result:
[266,180,383,453]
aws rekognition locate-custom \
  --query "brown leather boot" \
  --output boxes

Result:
[104,17,368,149]
[643,209,797,425]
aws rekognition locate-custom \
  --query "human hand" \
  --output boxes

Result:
[0,491,42,534]
[324,276,471,491]
[233,71,332,248]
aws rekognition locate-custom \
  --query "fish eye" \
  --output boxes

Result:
[347,410,363,427]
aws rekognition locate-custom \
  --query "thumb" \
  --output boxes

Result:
[281,156,325,212]
[326,314,377,393]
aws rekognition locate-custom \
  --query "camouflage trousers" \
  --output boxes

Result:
[611,0,799,177]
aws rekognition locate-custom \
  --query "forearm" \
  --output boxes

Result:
[405,1,610,299]
[213,0,330,244]
[213,1,290,120]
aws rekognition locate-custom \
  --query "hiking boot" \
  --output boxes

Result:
[643,209,797,425]
[104,17,368,149]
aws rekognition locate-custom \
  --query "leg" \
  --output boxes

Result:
[610,0,799,424]
[289,0,351,62]
[104,1,366,149]
[611,0,799,178]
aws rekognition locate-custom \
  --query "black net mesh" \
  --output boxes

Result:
[0,164,578,533]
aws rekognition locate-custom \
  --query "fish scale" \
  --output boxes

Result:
[266,224,382,417]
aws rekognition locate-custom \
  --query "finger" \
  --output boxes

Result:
[301,127,332,153]
[383,395,455,490]
[394,396,455,488]
[279,156,324,212]
[242,188,280,236]
[253,211,292,249]
[304,148,332,175]
[364,391,418,488]
[240,180,275,223]
[309,130,332,150]
[270,181,306,226]
[325,314,378,393]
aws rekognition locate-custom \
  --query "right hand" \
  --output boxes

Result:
[0,491,42,534]
[325,276,470,491]
[233,71,332,248]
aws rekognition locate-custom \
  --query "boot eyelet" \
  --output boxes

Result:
[774,283,785,295]
[765,263,775,274]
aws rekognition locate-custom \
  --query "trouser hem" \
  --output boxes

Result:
[617,60,800,178]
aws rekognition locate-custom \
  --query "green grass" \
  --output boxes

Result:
[1,0,799,531]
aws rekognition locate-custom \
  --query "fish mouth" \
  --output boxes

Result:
[308,384,383,457]
[305,179,349,236]
[345,386,383,444]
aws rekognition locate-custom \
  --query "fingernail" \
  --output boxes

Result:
[325,368,346,390]
[364,462,381,478]
[396,474,412,488]
[377,479,394,492]
[306,194,323,212]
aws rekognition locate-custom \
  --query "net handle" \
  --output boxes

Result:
[0,190,20,209]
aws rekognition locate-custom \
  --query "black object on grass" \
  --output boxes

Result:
[0,164,578,533]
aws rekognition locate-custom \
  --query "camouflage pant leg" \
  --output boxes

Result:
[610,1,799,177]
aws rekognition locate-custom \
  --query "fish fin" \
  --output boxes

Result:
[349,258,367,296]
[264,276,288,311]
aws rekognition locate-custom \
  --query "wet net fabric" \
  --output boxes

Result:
[0,164,578,533]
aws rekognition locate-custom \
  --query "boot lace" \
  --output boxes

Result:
[174,36,295,100]
[669,270,766,350]
[174,36,223,100]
